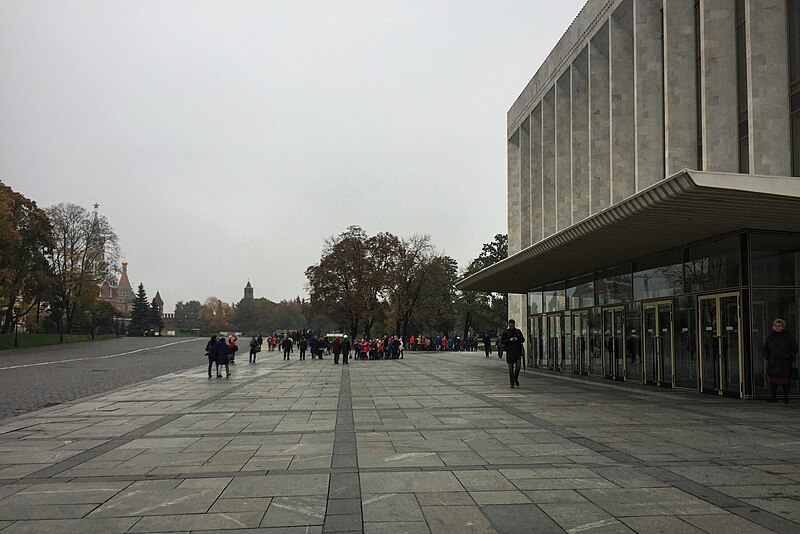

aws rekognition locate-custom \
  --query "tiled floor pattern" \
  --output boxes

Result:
[0,350,798,533]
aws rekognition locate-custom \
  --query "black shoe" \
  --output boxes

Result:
[208,375,211,379]
[226,373,230,378]
[510,384,515,388]
[515,380,520,387]
[217,374,222,378]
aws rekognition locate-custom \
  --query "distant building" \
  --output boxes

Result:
[99,258,133,315]
[244,280,254,299]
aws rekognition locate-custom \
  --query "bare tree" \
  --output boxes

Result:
[45,203,119,333]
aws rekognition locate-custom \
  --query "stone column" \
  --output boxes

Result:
[572,48,590,222]
[556,71,572,231]
[530,104,543,243]
[590,21,611,213]
[700,0,738,172]
[508,130,521,255]
[634,0,665,189]
[663,0,698,174]
[519,118,532,248]
[746,0,790,176]
[610,0,635,202]
[542,87,557,238]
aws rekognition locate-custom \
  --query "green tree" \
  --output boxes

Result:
[174,300,202,331]
[0,182,56,333]
[457,234,508,339]
[128,283,150,336]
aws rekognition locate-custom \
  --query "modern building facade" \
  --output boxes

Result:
[458,0,800,398]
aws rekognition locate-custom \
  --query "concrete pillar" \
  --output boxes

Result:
[530,104,543,243]
[507,130,521,255]
[746,0,790,176]
[634,0,664,189]
[572,48,590,222]
[700,0,738,172]
[610,0,635,202]
[663,0,698,174]
[590,22,611,213]
[556,71,572,231]
[542,87,557,238]
[519,118,532,248]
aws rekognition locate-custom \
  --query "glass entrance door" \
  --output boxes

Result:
[643,301,674,387]
[698,293,742,397]
[547,313,562,370]
[602,307,625,380]
[572,310,589,374]
[529,316,544,368]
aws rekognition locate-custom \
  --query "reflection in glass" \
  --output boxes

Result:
[750,232,800,287]
[625,303,642,382]
[686,236,740,293]
[634,251,684,300]
[596,266,632,305]
[674,296,698,390]
[573,311,589,374]
[567,276,594,309]
[547,314,562,370]
[544,285,566,312]
[528,291,543,316]
[563,311,573,373]
[589,308,603,376]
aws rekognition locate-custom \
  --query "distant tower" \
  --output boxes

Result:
[152,291,164,313]
[116,259,133,314]
[244,280,253,299]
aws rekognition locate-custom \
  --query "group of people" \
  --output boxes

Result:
[407,335,479,352]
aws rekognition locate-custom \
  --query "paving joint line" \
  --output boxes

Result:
[16,361,296,481]
[323,364,363,533]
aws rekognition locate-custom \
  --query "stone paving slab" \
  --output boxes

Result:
[1,348,800,532]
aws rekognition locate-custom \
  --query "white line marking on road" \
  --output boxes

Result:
[0,338,203,371]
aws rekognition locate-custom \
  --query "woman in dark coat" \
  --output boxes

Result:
[214,338,231,378]
[762,318,798,403]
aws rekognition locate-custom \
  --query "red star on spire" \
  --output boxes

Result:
[93,203,100,209]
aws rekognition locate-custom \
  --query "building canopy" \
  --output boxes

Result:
[456,170,800,294]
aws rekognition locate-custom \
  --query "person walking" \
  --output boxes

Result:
[249,336,259,364]
[483,333,492,357]
[213,337,231,378]
[496,331,504,359]
[206,335,218,378]
[501,319,525,388]
[227,333,238,365]
[342,336,351,364]
[332,336,342,364]
[282,336,293,361]
[299,337,308,360]
[763,318,798,403]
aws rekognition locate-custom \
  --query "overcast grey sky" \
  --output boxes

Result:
[1,0,585,311]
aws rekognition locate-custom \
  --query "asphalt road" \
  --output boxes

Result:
[0,336,211,421]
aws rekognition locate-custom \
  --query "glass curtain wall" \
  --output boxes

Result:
[750,232,800,397]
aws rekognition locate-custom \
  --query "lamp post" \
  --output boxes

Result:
[14,322,18,348]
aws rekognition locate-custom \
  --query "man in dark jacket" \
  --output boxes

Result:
[342,337,351,364]
[483,333,492,357]
[282,337,293,361]
[501,319,525,388]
